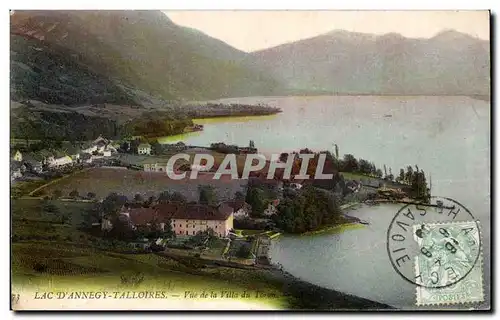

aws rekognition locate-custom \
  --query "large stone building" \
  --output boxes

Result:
[102,202,234,238]
[171,203,234,238]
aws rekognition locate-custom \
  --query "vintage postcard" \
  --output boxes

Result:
[9,10,490,311]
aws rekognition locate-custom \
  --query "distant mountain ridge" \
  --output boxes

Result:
[249,29,490,96]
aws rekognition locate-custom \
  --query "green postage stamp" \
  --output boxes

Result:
[413,221,484,306]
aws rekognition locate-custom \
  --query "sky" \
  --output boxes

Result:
[165,11,490,52]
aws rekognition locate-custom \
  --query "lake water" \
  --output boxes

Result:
[161,96,491,309]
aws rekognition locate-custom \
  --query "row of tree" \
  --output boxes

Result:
[11,108,194,146]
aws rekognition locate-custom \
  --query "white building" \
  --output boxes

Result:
[263,199,280,217]
[138,143,151,155]
[48,155,73,167]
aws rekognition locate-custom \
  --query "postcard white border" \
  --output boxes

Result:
[2,1,497,319]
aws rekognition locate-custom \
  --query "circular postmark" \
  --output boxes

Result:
[386,196,481,289]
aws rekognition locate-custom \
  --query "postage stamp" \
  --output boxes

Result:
[413,221,484,306]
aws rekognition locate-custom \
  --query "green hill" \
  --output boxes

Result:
[10,10,281,105]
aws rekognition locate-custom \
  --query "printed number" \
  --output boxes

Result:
[430,272,439,285]
[445,241,457,254]
[421,246,433,258]
[11,293,19,305]
[439,228,450,237]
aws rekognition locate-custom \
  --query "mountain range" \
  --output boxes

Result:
[10,10,280,107]
[10,10,490,108]
[251,29,490,96]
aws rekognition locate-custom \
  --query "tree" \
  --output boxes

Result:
[399,169,405,183]
[236,244,251,259]
[342,154,358,172]
[69,189,79,198]
[358,159,372,175]
[405,166,414,185]
[158,191,171,202]
[170,192,188,204]
[375,169,383,178]
[273,186,341,234]
[411,170,430,203]
[145,196,156,207]
[334,144,339,159]
[249,140,255,149]
[234,191,245,201]
[130,139,140,154]
[87,192,96,199]
[134,193,144,203]
[120,141,130,153]
[198,185,217,205]
[387,168,394,181]
[245,186,268,216]
[100,193,128,218]
[108,216,136,241]
[279,153,289,163]
[150,140,163,155]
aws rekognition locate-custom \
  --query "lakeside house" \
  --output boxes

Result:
[143,162,169,173]
[22,154,43,173]
[225,200,251,219]
[48,151,73,167]
[263,199,280,217]
[65,146,81,163]
[289,182,303,190]
[103,149,112,157]
[10,135,114,173]
[80,136,112,155]
[172,203,234,238]
[10,161,23,180]
[102,202,235,238]
[101,203,181,232]
[137,143,151,155]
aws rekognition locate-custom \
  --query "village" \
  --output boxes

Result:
[10,135,424,269]
[10,135,290,268]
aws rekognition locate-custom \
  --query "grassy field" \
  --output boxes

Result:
[11,241,287,308]
[11,180,49,198]
[340,172,375,181]
[12,199,94,241]
[11,198,286,308]
[38,167,247,201]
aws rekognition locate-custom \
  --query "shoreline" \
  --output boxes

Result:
[264,264,393,310]
[159,249,392,310]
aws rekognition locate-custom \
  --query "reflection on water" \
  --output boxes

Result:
[193,114,279,125]
[157,131,202,144]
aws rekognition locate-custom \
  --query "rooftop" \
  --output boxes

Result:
[224,199,249,212]
[123,202,226,226]
[172,203,233,221]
